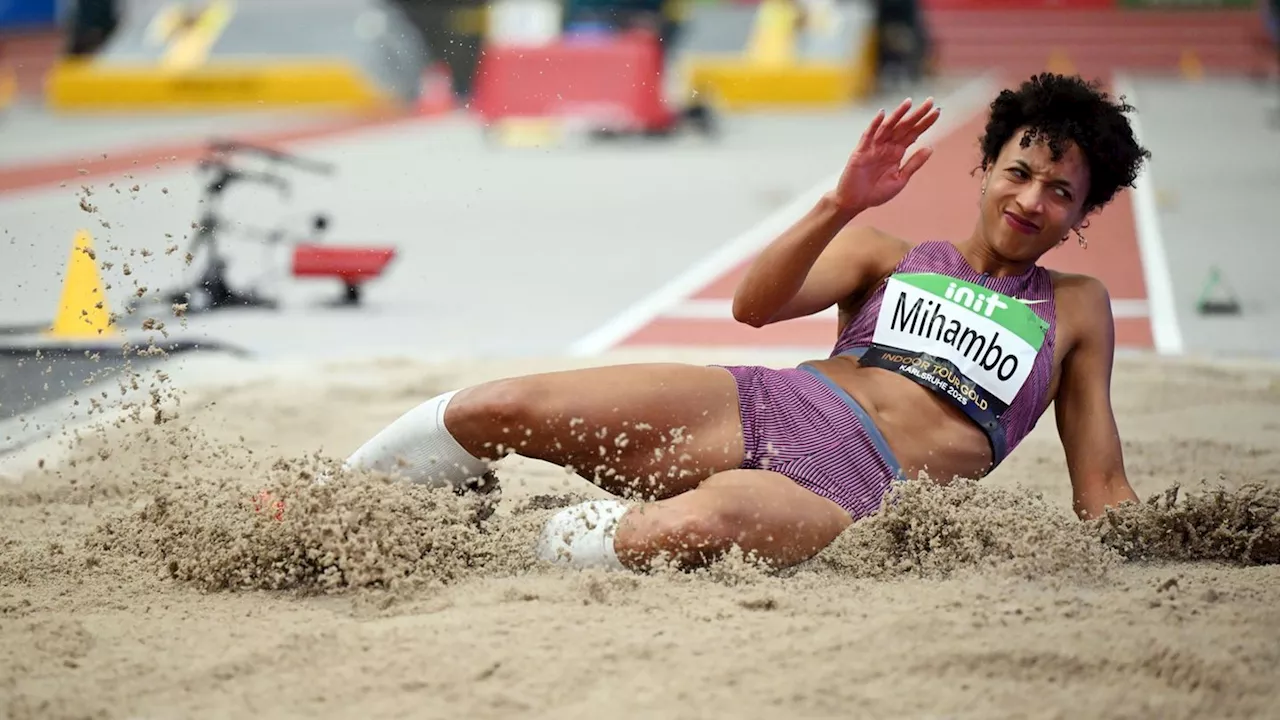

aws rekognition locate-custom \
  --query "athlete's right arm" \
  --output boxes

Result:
[731,194,908,327]
[732,97,937,327]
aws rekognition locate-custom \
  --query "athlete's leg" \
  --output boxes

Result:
[533,364,903,572]
[343,363,746,499]
[536,469,854,572]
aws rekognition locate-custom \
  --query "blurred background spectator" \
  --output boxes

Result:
[65,0,119,56]
[872,0,930,88]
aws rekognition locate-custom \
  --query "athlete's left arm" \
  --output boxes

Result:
[1053,277,1141,521]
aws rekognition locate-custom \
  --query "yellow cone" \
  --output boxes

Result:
[47,230,116,339]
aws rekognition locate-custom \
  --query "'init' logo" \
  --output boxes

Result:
[945,282,1008,318]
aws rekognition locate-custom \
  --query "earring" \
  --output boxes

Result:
[1074,228,1087,249]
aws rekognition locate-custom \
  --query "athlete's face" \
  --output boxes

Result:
[978,128,1091,262]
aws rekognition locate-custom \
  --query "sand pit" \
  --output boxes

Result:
[2,347,1279,719]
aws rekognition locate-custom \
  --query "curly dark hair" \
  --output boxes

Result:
[977,73,1152,214]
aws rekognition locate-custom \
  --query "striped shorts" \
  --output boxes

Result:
[715,363,904,521]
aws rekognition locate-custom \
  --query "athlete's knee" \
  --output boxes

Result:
[614,502,738,565]
[446,378,553,444]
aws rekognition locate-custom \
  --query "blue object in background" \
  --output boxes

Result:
[0,0,60,31]
[564,20,616,42]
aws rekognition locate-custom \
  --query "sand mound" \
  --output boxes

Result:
[809,478,1122,583]
[2,351,1279,719]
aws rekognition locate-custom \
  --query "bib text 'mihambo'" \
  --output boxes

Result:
[870,272,1050,409]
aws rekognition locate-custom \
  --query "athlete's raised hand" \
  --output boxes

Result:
[831,97,941,213]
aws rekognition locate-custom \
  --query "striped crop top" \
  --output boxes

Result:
[830,240,1058,471]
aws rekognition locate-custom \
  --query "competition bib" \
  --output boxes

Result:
[858,272,1050,447]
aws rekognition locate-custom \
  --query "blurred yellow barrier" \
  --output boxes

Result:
[44,60,395,112]
[685,61,866,109]
[680,0,876,110]
[42,0,425,113]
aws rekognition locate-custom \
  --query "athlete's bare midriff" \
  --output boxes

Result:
[804,355,997,483]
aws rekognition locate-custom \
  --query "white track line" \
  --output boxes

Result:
[566,73,1001,357]
[1112,74,1184,356]
[661,297,1151,321]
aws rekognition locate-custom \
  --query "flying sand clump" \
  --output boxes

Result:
[1093,482,1280,566]
[86,447,535,595]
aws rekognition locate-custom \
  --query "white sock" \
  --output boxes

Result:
[343,390,492,489]
[536,499,629,571]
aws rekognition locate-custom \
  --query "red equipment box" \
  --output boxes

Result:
[469,29,674,131]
